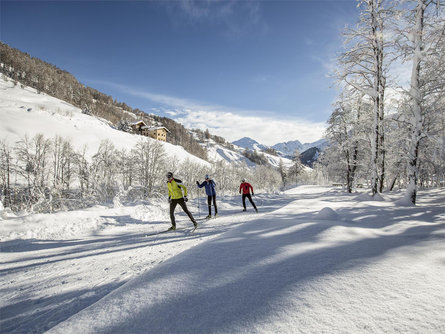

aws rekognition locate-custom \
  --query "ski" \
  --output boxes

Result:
[144,228,183,237]
[198,215,219,221]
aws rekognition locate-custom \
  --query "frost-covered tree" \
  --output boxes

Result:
[15,134,51,191]
[337,0,393,195]
[0,140,13,208]
[117,119,133,133]
[325,91,371,192]
[287,150,305,184]
[51,135,75,191]
[131,139,167,197]
[278,159,288,188]
[90,140,119,202]
[255,165,282,193]
[396,0,444,204]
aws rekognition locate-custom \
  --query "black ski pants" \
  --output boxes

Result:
[242,194,257,210]
[207,195,218,215]
[170,198,196,227]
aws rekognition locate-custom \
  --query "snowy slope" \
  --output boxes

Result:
[0,77,210,166]
[2,186,444,333]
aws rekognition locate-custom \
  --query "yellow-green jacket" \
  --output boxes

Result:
[167,178,188,200]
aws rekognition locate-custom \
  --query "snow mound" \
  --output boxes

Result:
[0,205,16,220]
[316,207,341,220]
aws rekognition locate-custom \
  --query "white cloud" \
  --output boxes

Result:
[97,80,326,145]
[164,0,264,39]
[174,108,326,146]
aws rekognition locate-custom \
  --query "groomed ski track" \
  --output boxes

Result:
[45,186,445,333]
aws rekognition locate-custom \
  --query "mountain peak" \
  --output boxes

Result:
[232,137,267,151]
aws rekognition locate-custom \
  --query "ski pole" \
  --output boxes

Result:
[197,187,201,217]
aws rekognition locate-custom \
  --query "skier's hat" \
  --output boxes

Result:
[205,174,210,179]
[241,178,246,182]
[166,172,173,179]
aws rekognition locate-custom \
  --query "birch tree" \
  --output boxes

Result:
[0,140,13,208]
[398,0,444,204]
[337,0,392,195]
[287,150,305,185]
[132,139,166,197]
[325,90,370,192]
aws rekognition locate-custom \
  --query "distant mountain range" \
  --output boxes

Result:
[232,137,327,159]
[230,137,328,168]
[271,138,328,157]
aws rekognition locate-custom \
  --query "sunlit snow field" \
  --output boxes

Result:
[1,186,444,333]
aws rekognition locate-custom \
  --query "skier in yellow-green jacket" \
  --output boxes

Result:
[166,172,197,230]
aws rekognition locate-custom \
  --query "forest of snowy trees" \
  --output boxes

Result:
[321,0,445,204]
[0,134,283,213]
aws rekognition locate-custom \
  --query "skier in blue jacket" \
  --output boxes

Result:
[196,174,218,219]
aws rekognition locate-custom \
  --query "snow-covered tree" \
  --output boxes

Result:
[131,139,167,197]
[51,135,75,191]
[396,0,444,204]
[287,150,305,184]
[325,90,371,192]
[278,159,288,188]
[337,0,394,195]
[90,140,119,202]
[0,139,13,208]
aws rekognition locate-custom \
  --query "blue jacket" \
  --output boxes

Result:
[197,179,216,196]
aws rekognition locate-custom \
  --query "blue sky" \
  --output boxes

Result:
[1,0,359,145]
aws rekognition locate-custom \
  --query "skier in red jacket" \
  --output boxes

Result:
[239,179,258,212]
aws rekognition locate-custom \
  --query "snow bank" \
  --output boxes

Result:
[0,202,168,241]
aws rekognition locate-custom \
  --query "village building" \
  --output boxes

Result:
[129,120,146,134]
[129,121,169,142]
[142,126,169,142]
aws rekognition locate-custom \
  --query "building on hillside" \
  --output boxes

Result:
[142,126,169,142]
[129,120,147,134]
[129,121,169,142]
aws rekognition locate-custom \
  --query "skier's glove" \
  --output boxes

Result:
[252,193,255,196]
[168,197,171,203]
[184,196,188,202]
[196,181,199,186]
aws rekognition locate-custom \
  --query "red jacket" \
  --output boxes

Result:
[239,182,254,195]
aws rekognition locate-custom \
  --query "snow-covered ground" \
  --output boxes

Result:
[1,186,444,333]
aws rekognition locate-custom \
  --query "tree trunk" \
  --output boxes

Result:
[405,0,427,205]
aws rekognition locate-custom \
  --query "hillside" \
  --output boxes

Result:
[0,76,209,165]
[0,42,207,160]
